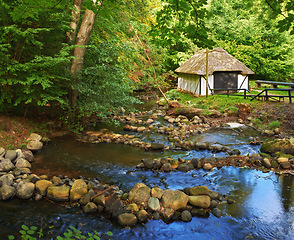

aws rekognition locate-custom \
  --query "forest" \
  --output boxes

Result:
[0,0,293,128]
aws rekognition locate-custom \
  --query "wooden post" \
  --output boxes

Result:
[206,48,209,98]
[289,90,292,103]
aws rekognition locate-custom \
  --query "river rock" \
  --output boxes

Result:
[208,190,219,200]
[262,158,272,168]
[137,209,148,222]
[260,139,294,155]
[191,208,209,218]
[209,200,218,209]
[149,143,164,150]
[142,158,160,169]
[0,147,5,157]
[212,208,222,218]
[118,213,138,227]
[128,183,151,206]
[161,190,189,210]
[137,127,146,133]
[15,158,31,169]
[52,176,62,186]
[277,157,289,163]
[83,202,98,213]
[79,193,91,206]
[1,159,15,172]
[151,187,164,199]
[16,181,35,200]
[27,140,43,152]
[0,185,16,200]
[70,179,88,202]
[35,180,53,196]
[203,163,213,171]
[126,203,139,212]
[280,162,291,169]
[190,186,209,196]
[148,197,160,212]
[178,162,194,172]
[47,186,70,202]
[27,133,42,142]
[191,158,202,169]
[162,207,175,222]
[189,195,211,208]
[181,210,192,222]
[5,150,17,162]
[93,194,106,206]
[195,142,207,150]
[105,195,123,218]
[22,150,34,163]
[161,163,172,172]
[0,174,14,186]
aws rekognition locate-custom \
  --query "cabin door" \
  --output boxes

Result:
[214,71,238,90]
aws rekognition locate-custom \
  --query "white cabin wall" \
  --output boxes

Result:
[177,73,200,94]
[238,74,249,91]
[200,75,214,95]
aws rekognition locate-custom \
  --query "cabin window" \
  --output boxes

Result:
[214,71,239,89]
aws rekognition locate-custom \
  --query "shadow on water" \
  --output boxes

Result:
[1,135,294,239]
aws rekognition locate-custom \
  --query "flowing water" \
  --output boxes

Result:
[1,134,293,240]
[1,94,293,239]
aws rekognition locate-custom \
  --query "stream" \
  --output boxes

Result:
[1,95,294,239]
[0,135,293,239]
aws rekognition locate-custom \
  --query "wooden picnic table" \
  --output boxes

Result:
[255,80,294,89]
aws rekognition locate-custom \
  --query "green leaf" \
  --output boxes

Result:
[22,225,29,231]
[106,231,113,237]
[8,236,15,240]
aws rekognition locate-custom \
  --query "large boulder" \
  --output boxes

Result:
[47,186,70,202]
[128,183,151,206]
[70,179,88,202]
[161,190,189,211]
[260,139,294,155]
[118,213,138,227]
[16,181,35,200]
[35,180,53,196]
[189,195,211,208]
[0,185,16,200]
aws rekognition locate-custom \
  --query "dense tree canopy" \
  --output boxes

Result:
[0,0,293,129]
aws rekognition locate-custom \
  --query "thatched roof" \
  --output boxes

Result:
[175,47,255,75]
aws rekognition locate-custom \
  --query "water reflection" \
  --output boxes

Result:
[1,137,294,240]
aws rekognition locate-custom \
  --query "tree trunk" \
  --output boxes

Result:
[70,9,96,108]
[67,0,83,43]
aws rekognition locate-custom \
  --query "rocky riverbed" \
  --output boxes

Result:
[1,99,294,229]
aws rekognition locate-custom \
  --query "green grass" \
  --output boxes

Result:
[167,90,263,113]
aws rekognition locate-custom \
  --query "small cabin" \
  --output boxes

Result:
[175,47,255,95]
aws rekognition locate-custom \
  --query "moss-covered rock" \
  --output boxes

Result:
[260,139,294,155]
